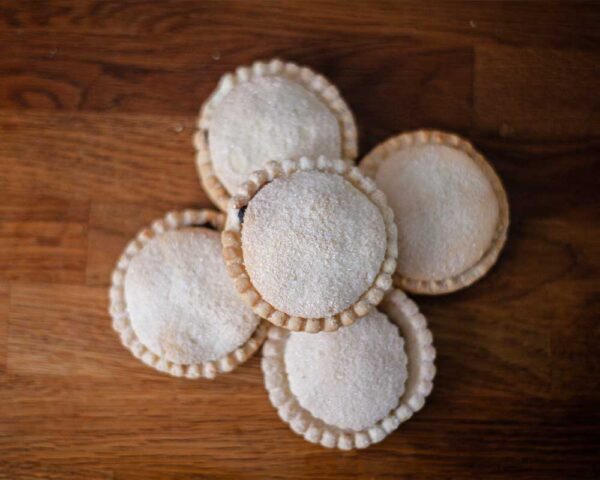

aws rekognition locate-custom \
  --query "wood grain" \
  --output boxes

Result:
[1,1,599,479]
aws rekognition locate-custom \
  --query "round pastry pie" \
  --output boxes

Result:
[262,289,436,450]
[109,209,268,379]
[361,130,509,295]
[222,157,398,333]
[194,58,358,211]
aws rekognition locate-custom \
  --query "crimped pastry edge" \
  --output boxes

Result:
[261,289,436,450]
[108,209,268,379]
[360,129,510,295]
[222,156,398,333]
[193,58,359,211]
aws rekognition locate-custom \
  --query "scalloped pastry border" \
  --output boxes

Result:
[262,289,436,450]
[222,156,398,333]
[360,129,510,295]
[108,209,268,379]
[193,58,359,211]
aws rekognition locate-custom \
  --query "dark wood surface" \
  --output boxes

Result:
[1,1,599,479]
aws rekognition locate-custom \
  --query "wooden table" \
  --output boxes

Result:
[1,2,598,478]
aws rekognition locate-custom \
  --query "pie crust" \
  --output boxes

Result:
[108,209,268,379]
[222,157,398,333]
[193,58,358,211]
[262,289,436,450]
[361,130,509,295]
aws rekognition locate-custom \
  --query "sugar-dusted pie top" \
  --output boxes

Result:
[241,170,387,319]
[209,76,341,194]
[374,144,500,281]
[124,227,259,365]
[284,309,407,431]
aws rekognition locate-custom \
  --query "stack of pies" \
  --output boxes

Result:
[109,59,509,449]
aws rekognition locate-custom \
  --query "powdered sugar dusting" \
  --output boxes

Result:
[209,76,341,194]
[124,228,259,364]
[241,171,387,318]
[375,144,500,281]
[285,310,407,431]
